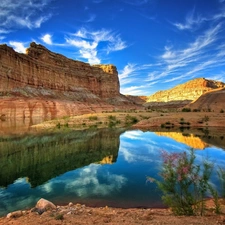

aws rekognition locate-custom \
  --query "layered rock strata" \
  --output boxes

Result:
[145,78,225,109]
[0,43,138,124]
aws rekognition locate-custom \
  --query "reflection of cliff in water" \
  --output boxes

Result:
[0,129,122,187]
[151,127,225,150]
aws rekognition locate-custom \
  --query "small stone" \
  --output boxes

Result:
[67,211,72,215]
[68,202,73,207]
[30,207,37,213]
[6,210,23,218]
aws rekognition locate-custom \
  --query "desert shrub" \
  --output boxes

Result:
[193,109,200,112]
[203,115,209,122]
[55,214,64,220]
[89,116,98,121]
[108,115,116,120]
[220,109,224,113]
[56,123,61,129]
[182,108,191,112]
[125,115,138,125]
[148,149,218,216]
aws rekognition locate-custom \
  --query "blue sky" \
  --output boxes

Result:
[1,0,225,96]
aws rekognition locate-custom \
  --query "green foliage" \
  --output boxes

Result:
[125,115,138,125]
[148,149,219,216]
[56,123,61,129]
[193,109,200,112]
[217,167,225,198]
[108,115,117,120]
[203,115,209,122]
[89,116,98,121]
[55,213,64,220]
[182,108,191,112]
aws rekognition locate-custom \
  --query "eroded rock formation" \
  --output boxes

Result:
[0,42,139,125]
[145,78,225,109]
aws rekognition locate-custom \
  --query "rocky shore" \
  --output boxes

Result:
[1,198,225,225]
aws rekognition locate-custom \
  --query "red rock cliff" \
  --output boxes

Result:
[0,42,119,98]
[0,43,138,126]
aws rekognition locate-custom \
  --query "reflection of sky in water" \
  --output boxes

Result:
[1,130,225,216]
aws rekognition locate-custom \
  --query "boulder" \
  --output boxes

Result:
[35,198,56,212]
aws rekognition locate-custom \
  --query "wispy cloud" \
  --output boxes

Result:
[66,28,127,64]
[147,23,223,85]
[0,0,52,32]
[9,41,27,53]
[173,8,206,31]
[41,34,53,45]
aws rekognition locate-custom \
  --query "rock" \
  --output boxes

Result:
[0,43,140,123]
[6,210,23,218]
[36,198,56,212]
[68,202,73,207]
[145,78,225,109]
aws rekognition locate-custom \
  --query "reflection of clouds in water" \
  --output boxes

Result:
[119,141,155,163]
[122,130,143,140]
[0,178,37,214]
[40,164,127,198]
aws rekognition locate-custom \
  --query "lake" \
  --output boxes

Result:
[0,127,225,216]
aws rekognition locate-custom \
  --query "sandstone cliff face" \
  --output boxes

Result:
[0,42,119,98]
[146,78,225,103]
[0,43,138,124]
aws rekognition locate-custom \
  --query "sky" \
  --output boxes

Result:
[1,0,225,96]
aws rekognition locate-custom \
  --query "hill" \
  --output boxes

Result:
[145,78,225,109]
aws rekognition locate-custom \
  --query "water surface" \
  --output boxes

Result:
[0,128,225,216]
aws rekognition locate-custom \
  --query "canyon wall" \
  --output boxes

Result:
[0,43,138,125]
[0,42,119,98]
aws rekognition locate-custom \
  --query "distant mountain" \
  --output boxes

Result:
[145,78,225,109]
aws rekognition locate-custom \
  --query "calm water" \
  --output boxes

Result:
[0,128,225,216]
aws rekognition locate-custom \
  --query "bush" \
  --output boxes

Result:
[148,149,219,216]
[89,116,98,121]
[125,115,138,125]
[182,108,191,112]
[108,115,116,120]
[220,109,224,113]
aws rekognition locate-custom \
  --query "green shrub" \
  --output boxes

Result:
[55,214,64,220]
[89,116,98,121]
[125,115,138,125]
[56,123,61,129]
[182,108,191,112]
[148,149,218,216]
[108,115,116,120]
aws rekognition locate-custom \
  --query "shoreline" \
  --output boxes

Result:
[1,199,225,225]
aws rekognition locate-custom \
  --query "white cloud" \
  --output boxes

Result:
[41,34,53,45]
[107,37,127,53]
[9,41,27,53]
[173,9,206,31]
[66,28,127,64]
[44,164,127,198]
[0,0,52,32]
